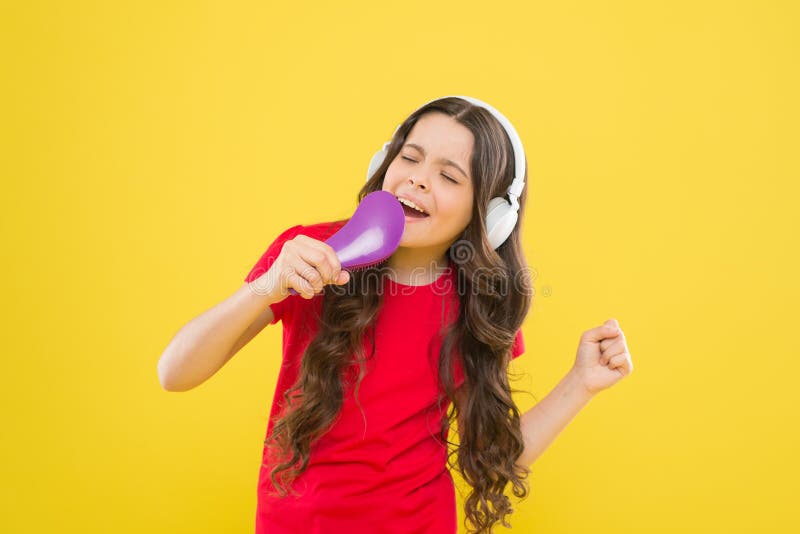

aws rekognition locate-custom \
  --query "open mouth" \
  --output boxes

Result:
[396,195,431,219]
[401,202,429,219]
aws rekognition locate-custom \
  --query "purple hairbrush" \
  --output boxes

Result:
[288,190,405,295]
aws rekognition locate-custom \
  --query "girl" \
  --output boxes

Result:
[158,96,634,533]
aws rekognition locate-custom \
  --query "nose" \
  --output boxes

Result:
[408,174,429,191]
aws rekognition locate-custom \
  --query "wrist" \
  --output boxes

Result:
[565,367,599,401]
[245,270,284,305]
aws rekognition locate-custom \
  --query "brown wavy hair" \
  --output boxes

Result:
[264,96,533,533]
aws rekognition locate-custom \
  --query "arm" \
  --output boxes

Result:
[515,370,594,469]
[157,282,279,392]
[454,320,632,471]
[515,319,632,468]
[158,222,352,392]
[452,370,593,469]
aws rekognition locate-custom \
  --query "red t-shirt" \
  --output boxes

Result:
[244,220,525,534]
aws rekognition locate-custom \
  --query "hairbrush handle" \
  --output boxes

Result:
[286,190,405,296]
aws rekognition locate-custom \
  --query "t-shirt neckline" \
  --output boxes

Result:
[384,261,454,289]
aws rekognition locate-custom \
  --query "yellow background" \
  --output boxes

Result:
[3,1,798,532]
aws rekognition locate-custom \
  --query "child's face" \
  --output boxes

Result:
[381,112,475,251]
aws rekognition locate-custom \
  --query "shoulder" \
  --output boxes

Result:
[293,219,348,242]
[268,219,348,250]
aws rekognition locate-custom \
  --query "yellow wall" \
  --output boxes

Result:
[3,1,797,532]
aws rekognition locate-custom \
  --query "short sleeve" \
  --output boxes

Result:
[243,224,304,324]
[511,328,525,360]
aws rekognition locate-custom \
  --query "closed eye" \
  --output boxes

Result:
[400,156,458,183]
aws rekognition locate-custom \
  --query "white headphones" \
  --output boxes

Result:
[366,95,526,250]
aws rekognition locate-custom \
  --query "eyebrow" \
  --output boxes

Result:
[403,143,469,180]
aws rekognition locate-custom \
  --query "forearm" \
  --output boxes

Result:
[157,281,280,392]
[516,370,594,468]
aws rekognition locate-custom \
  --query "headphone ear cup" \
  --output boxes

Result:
[367,141,391,182]
[485,196,518,249]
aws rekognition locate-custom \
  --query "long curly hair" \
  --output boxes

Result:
[264,96,533,533]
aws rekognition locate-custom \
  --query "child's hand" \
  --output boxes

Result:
[571,318,634,396]
[267,235,350,300]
